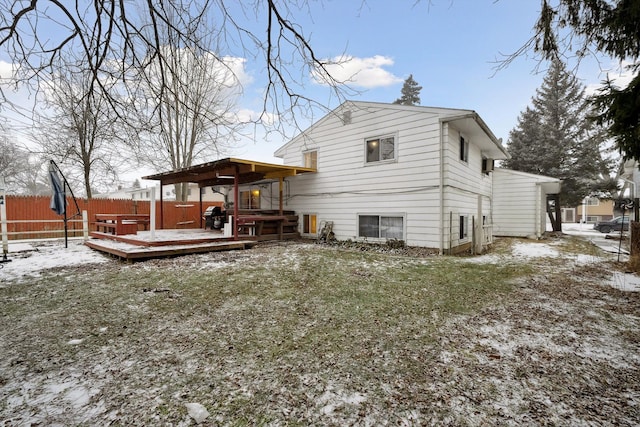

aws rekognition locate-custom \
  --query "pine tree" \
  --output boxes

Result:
[393,74,422,106]
[533,0,640,162]
[503,59,613,207]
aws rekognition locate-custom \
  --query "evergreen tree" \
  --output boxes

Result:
[532,0,640,162]
[503,59,613,207]
[393,74,422,106]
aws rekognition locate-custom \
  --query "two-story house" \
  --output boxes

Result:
[263,100,557,253]
[145,101,560,253]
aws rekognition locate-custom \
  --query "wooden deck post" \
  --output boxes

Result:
[159,180,164,229]
[233,165,239,241]
[278,177,284,239]
[198,187,203,229]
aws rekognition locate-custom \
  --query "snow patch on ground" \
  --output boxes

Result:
[610,271,640,292]
[512,242,560,258]
[0,239,108,283]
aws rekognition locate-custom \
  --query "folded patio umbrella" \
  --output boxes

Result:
[49,163,66,216]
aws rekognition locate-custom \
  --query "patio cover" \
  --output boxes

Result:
[142,158,316,236]
[143,158,316,187]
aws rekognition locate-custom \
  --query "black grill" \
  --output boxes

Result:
[203,206,226,230]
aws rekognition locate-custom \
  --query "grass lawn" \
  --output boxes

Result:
[1,237,639,425]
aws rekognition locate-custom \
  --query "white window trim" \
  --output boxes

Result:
[303,149,318,169]
[363,132,398,166]
[301,213,318,236]
[459,215,469,240]
[459,133,469,164]
[356,213,406,241]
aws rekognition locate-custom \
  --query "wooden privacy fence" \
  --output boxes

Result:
[0,195,221,240]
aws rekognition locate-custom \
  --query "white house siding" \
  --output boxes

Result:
[492,168,560,238]
[441,123,494,250]
[275,102,457,248]
[273,101,508,249]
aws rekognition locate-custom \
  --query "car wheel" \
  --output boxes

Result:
[600,226,611,233]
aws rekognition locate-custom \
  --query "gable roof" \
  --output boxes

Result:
[274,100,509,159]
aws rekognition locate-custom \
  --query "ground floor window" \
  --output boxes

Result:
[459,215,468,239]
[303,214,317,234]
[358,215,403,239]
[240,189,260,209]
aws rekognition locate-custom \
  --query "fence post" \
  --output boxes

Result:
[82,210,88,241]
[1,179,8,259]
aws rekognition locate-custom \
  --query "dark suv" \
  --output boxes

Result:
[593,216,630,233]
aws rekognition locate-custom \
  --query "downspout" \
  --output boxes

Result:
[439,120,445,255]
[535,183,542,239]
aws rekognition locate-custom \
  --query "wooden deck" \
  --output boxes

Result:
[86,229,257,261]
[86,210,301,261]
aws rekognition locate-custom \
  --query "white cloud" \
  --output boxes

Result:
[0,60,17,82]
[233,108,278,126]
[314,55,403,88]
[585,60,637,96]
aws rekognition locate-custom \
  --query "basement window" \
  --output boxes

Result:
[459,215,468,239]
[303,214,317,235]
[358,215,403,239]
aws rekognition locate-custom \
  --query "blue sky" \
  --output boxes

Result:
[234,0,626,164]
[0,0,629,185]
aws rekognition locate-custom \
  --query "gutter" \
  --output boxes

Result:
[442,111,510,159]
[535,183,542,239]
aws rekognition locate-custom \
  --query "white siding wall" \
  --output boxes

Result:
[441,124,494,250]
[273,103,504,250]
[278,104,448,247]
[492,168,554,237]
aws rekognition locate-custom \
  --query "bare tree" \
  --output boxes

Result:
[0,1,346,135]
[0,132,47,194]
[34,63,125,198]
[134,9,242,201]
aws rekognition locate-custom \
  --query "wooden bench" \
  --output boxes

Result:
[236,215,288,237]
[94,214,151,235]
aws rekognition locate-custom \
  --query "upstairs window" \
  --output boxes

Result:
[482,158,494,174]
[303,150,318,169]
[366,135,395,163]
[459,135,469,163]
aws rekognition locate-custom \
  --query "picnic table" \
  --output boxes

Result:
[94,214,151,235]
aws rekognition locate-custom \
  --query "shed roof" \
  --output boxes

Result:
[142,158,316,187]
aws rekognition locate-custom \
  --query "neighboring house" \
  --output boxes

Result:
[492,168,561,238]
[576,198,614,223]
[248,100,555,253]
[95,183,223,203]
